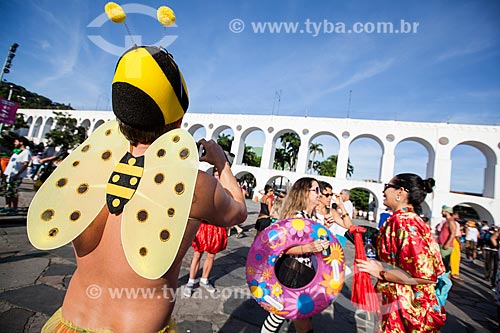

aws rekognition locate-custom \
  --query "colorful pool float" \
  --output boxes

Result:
[246,218,345,319]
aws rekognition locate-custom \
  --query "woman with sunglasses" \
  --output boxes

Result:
[355,173,446,332]
[261,177,330,333]
[316,181,353,246]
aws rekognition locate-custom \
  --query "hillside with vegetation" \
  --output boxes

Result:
[0,81,73,110]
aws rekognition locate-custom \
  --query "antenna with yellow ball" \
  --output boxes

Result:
[105,2,177,48]
[105,2,135,46]
[157,6,176,48]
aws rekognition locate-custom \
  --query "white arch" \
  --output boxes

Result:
[17,109,500,227]
[451,141,496,198]
[30,117,43,139]
[237,127,265,166]
[93,120,105,132]
[395,137,435,178]
[40,117,54,141]
[349,134,384,182]
[271,129,301,172]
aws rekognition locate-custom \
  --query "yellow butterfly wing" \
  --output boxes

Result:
[27,121,129,250]
[121,129,199,279]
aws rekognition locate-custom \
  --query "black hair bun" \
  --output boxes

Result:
[423,178,435,193]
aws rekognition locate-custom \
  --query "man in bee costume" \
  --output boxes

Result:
[29,4,247,333]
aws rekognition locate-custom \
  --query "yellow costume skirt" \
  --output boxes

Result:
[450,238,461,275]
[42,308,177,333]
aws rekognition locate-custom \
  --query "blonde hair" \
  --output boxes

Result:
[279,177,316,219]
[271,197,283,218]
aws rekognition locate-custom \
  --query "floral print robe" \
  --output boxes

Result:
[376,208,446,332]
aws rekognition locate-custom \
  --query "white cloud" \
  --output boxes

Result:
[39,40,51,50]
[434,40,493,63]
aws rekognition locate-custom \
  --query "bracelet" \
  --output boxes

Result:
[341,213,349,219]
[379,270,388,281]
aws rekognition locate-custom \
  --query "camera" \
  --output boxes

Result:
[197,143,206,158]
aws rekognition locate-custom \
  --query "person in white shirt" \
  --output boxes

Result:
[465,220,480,262]
[332,189,353,247]
[1,137,31,215]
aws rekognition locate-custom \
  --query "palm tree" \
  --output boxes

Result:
[243,145,261,167]
[279,132,301,171]
[216,133,233,152]
[273,147,288,170]
[317,155,354,177]
[308,142,324,174]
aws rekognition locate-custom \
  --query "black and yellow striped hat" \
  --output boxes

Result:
[112,46,189,129]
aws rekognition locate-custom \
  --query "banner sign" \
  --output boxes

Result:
[0,98,19,125]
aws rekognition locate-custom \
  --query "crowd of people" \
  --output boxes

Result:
[2,113,498,332]
[2,128,498,332]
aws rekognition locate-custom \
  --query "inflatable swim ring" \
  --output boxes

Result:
[246,218,345,319]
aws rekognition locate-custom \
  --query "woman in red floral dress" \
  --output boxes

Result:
[356,173,446,332]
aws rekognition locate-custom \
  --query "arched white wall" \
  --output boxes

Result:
[19,109,500,227]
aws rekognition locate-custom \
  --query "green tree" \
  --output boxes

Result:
[273,147,288,170]
[277,132,300,171]
[308,142,324,173]
[350,188,370,211]
[45,112,87,150]
[216,133,233,152]
[311,160,321,174]
[242,145,261,167]
[0,113,30,156]
[317,155,354,177]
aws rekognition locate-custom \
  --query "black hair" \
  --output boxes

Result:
[318,180,332,192]
[264,184,273,193]
[392,173,435,215]
[118,119,179,146]
[18,137,29,147]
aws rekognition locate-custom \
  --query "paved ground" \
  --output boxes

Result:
[1,180,498,332]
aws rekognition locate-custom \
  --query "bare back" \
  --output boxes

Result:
[62,167,244,332]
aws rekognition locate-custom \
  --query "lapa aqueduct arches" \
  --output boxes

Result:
[17,109,500,227]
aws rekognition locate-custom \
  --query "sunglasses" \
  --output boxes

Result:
[309,187,320,194]
[322,192,333,197]
[384,183,409,192]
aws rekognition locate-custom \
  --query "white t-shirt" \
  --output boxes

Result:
[4,149,31,179]
[343,200,354,217]
[332,199,353,235]
[465,227,479,242]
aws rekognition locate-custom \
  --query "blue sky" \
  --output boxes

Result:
[1,0,499,193]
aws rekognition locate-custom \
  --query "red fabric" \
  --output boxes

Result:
[437,221,452,247]
[192,222,228,254]
[349,225,379,313]
[376,209,446,332]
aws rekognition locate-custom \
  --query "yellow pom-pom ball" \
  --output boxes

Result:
[157,6,176,27]
[105,2,126,24]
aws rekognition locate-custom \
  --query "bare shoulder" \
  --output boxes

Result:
[190,170,217,220]
[194,170,218,196]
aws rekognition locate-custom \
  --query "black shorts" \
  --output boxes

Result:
[275,255,316,289]
[255,217,272,232]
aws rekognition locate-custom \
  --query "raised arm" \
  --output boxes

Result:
[189,139,247,227]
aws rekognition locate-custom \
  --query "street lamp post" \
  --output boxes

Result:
[0,43,20,134]
[1,43,19,82]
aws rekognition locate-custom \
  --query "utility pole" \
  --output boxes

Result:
[272,89,282,116]
[347,90,352,118]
